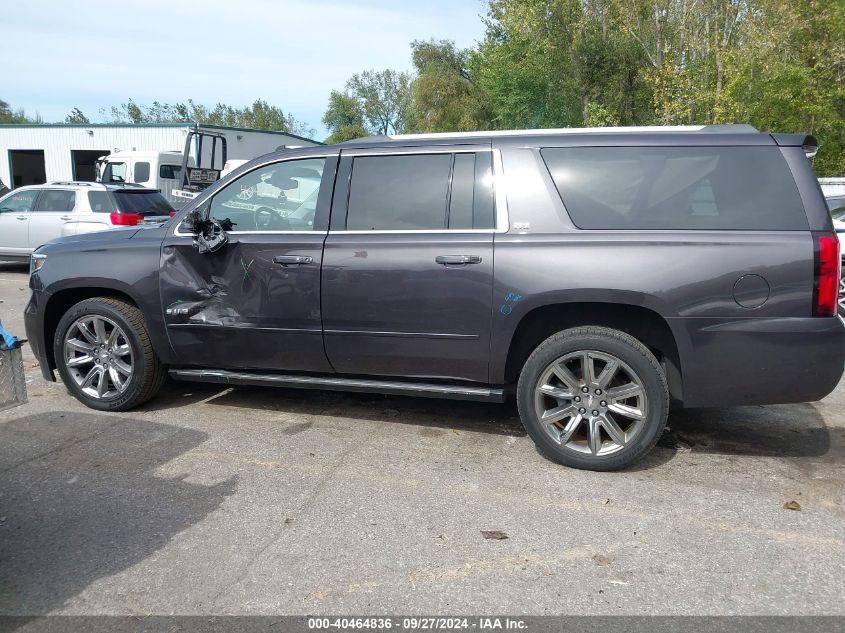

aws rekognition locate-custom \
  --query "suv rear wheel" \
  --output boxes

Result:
[54,297,166,411]
[517,326,669,471]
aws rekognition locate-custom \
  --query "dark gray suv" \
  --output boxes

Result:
[23,125,845,470]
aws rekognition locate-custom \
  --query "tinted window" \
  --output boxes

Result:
[826,197,845,211]
[88,191,115,213]
[34,190,75,212]
[134,161,151,183]
[160,164,182,180]
[542,146,808,230]
[446,152,495,230]
[113,191,173,216]
[347,154,451,230]
[209,158,326,231]
[0,190,38,213]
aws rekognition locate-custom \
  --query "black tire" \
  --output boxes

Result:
[517,326,669,471]
[53,297,166,411]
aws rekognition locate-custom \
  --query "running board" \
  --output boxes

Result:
[169,369,506,402]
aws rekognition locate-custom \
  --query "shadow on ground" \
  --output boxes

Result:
[148,381,527,437]
[0,411,236,616]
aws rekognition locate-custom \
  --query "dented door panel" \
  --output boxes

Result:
[159,233,331,372]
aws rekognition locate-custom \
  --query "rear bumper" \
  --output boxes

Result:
[670,316,845,407]
[23,289,55,382]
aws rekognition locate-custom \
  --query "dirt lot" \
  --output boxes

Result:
[0,261,843,616]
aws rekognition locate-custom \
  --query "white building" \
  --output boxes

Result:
[0,122,320,188]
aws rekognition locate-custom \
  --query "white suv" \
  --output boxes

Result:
[0,182,174,262]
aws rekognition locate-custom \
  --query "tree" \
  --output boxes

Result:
[0,99,38,124]
[322,90,369,143]
[410,39,493,132]
[101,99,315,138]
[65,107,90,124]
[345,69,414,135]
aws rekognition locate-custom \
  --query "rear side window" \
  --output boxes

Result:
[346,152,495,231]
[113,191,174,216]
[134,162,151,183]
[34,190,75,212]
[542,146,808,230]
[88,191,115,213]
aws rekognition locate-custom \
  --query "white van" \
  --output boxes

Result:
[98,150,196,205]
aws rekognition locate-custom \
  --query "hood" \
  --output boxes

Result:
[36,226,141,253]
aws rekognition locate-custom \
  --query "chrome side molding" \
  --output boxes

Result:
[169,369,506,402]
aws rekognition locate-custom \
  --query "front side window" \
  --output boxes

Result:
[134,162,151,183]
[542,146,808,231]
[0,189,38,213]
[34,190,75,212]
[209,158,326,231]
[345,152,495,231]
[102,162,127,183]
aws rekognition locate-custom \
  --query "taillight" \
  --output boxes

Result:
[109,212,144,226]
[169,211,177,217]
[813,232,840,317]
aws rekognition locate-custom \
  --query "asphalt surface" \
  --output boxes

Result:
[0,261,843,616]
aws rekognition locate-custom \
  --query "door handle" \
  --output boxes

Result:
[60,215,73,221]
[16,216,27,221]
[435,255,482,266]
[273,255,313,267]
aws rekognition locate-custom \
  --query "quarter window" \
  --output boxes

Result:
[88,191,115,213]
[34,190,75,212]
[208,158,326,232]
[0,190,38,213]
[541,146,807,231]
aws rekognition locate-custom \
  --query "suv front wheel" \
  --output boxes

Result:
[517,326,669,471]
[54,297,166,411]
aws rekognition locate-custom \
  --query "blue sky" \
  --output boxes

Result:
[1,0,488,141]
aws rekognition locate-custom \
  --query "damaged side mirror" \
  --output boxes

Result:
[187,209,229,254]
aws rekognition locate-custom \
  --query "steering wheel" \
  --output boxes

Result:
[253,206,291,231]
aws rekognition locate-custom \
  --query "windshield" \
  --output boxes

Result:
[102,162,127,183]
[827,197,845,219]
[113,191,174,216]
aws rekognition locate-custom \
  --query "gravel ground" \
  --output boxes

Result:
[0,261,843,616]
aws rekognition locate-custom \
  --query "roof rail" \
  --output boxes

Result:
[379,124,759,142]
[49,181,94,186]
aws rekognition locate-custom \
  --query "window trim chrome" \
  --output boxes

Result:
[330,147,510,235]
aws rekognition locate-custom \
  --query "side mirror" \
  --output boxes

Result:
[190,211,228,254]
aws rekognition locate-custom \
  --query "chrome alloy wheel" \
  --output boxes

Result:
[63,315,134,399]
[533,350,648,457]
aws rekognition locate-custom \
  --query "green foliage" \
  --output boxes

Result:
[0,99,40,124]
[102,99,315,138]
[322,90,369,143]
[65,107,89,124]
[322,0,844,175]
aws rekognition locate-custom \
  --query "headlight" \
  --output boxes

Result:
[30,252,47,275]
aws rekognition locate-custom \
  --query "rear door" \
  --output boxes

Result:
[28,189,77,249]
[0,189,38,256]
[321,145,498,383]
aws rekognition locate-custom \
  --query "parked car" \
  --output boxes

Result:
[24,126,844,471]
[0,182,174,262]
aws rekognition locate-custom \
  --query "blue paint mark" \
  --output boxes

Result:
[499,291,523,316]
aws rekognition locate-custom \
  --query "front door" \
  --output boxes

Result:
[159,152,337,372]
[321,147,498,383]
[28,189,77,249]
[0,189,38,257]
